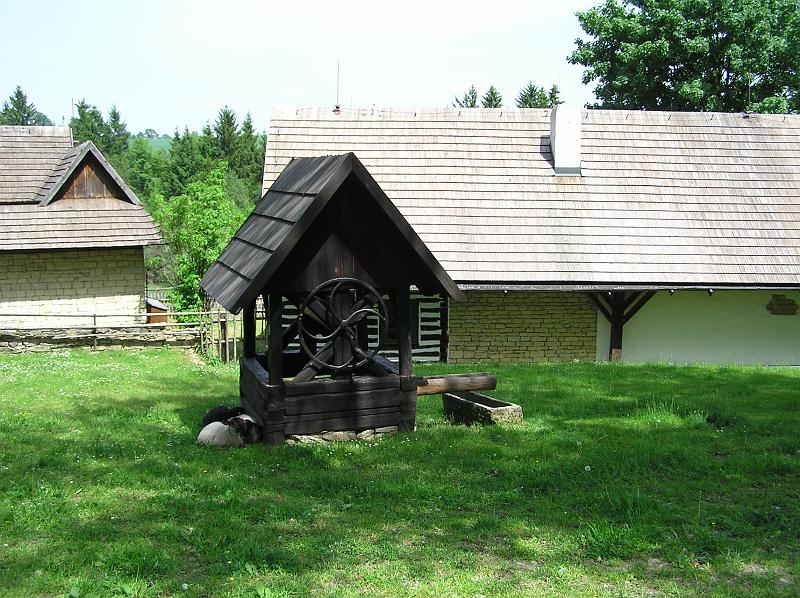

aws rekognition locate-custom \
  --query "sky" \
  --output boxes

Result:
[0,0,599,134]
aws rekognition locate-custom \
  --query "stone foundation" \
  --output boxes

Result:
[0,327,200,353]
[286,426,399,444]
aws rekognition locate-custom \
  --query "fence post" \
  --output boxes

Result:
[220,311,228,363]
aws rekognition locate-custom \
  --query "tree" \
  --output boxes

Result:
[70,100,110,149]
[453,85,479,108]
[106,105,130,157]
[569,0,800,112]
[156,162,245,311]
[481,85,503,108]
[234,112,264,198]
[213,106,239,162]
[516,82,562,108]
[0,86,52,125]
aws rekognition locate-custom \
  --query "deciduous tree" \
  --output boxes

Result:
[569,0,800,112]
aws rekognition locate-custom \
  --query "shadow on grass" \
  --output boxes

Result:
[1,352,798,596]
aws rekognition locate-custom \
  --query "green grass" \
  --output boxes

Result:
[0,350,798,597]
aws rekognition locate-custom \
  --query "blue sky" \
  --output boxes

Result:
[1,0,598,134]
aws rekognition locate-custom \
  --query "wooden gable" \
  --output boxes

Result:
[54,154,129,202]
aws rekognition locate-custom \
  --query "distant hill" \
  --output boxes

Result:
[132,132,172,153]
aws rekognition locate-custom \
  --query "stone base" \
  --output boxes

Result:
[285,426,399,445]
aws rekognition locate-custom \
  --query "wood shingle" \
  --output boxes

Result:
[263,108,800,289]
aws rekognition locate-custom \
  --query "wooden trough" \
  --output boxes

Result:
[200,153,496,444]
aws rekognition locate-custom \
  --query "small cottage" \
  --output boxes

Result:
[0,126,160,329]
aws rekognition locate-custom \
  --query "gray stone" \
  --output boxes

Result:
[443,391,523,425]
[289,434,326,444]
[321,430,357,442]
[356,429,375,439]
[197,422,244,448]
[374,426,398,435]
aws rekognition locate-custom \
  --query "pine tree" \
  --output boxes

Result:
[236,113,263,187]
[106,105,130,157]
[213,107,239,163]
[481,86,503,108]
[515,82,562,108]
[0,86,52,125]
[453,85,479,108]
[70,100,111,151]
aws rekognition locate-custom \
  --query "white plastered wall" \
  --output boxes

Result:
[595,290,800,365]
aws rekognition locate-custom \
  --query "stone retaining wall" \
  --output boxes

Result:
[0,327,200,353]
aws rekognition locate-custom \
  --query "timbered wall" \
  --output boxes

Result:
[447,291,597,363]
[0,248,145,327]
[279,293,444,362]
[597,290,800,365]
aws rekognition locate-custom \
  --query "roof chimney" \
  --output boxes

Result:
[549,104,582,175]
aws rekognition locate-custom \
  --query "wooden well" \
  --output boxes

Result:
[200,153,463,444]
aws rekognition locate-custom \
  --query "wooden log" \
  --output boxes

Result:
[415,372,497,396]
[286,405,399,424]
[283,412,401,436]
[285,374,400,396]
[274,386,403,415]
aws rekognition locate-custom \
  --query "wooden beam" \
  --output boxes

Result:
[609,291,625,361]
[243,300,256,358]
[416,373,497,396]
[395,286,413,377]
[624,290,643,309]
[587,292,612,323]
[623,290,657,325]
[267,293,283,383]
[439,295,449,363]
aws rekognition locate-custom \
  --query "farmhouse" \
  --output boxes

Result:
[262,107,800,365]
[0,126,160,329]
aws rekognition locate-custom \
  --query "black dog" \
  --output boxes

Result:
[201,405,245,429]
[225,414,262,444]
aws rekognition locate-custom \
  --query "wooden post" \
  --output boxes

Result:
[92,313,98,352]
[220,311,229,362]
[439,295,449,363]
[243,300,256,358]
[396,286,412,377]
[267,293,283,383]
[609,291,625,361]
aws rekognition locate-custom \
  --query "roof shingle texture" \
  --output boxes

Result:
[263,108,800,288]
[0,126,159,251]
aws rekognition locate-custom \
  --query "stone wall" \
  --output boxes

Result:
[448,291,597,363]
[0,248,145,327]
[0,327,200,353]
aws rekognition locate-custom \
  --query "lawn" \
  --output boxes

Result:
[0,349,798,597]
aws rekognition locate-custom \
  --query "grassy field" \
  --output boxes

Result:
[0,349,797,597]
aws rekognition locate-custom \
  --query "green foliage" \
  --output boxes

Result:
[481,85,503,107]
[1,351,799,596]
[515,82,562,108]
[69,100,131,159]
[570,0,800,112]
[155,162,246,311]
[453,85,479,108]
[0,85,53,125]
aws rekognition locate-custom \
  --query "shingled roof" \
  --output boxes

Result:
[201,153,463,313]
[263,108,800,290]
[0,126,159,251]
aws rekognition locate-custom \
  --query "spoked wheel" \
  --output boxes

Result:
[297,277,389,373]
